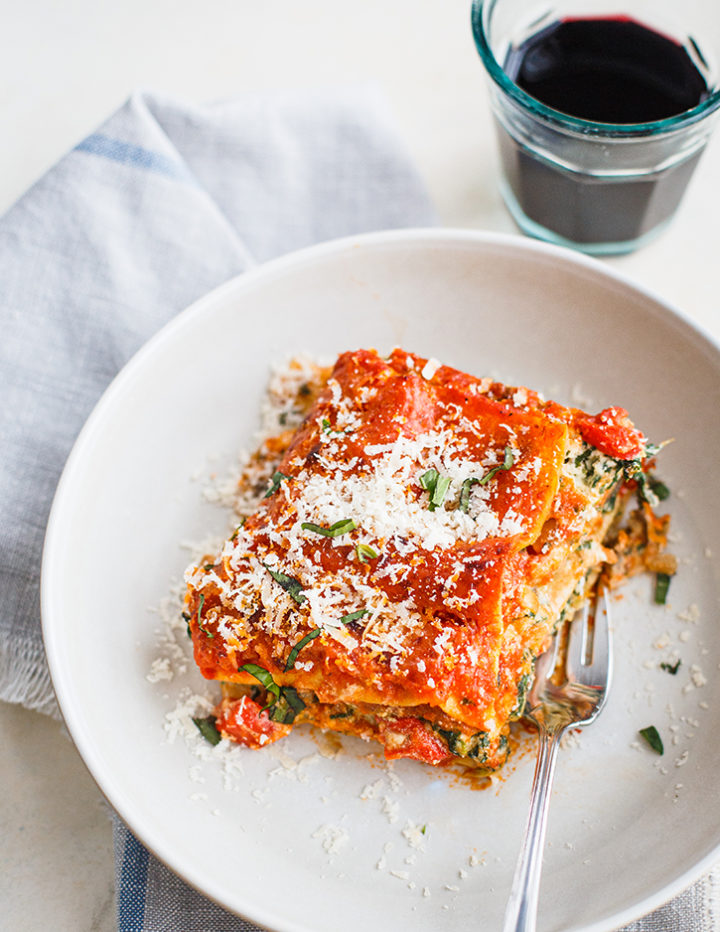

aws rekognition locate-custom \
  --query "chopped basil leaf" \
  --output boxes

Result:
[268,685,306,724]
[192,715,221,746]
[321,417,347,437]
[660,659,681,675]
[479,446,514,485]
[419,468,439,491]
[182,611,192,639]
[240,662,306,723]
[459,447,514,510]
[285,628,322,671]
[356,543,379,563]
[648,475,670,501]
[203,563,214,571]
[263,563,307,604]
[421,825,427,835]
[196,593,214,639]
[269,705,293,724]
[239,662,281,706]
[229,519,246,541]
[301,518,357,538]
[639,725,664,755]
[459,477,479,513]
[281,685,306,715]
[431,475,451,508]
[419,468,450,511]
[655,572,671,605]
[340,609,369,624]
[264,471,291,498]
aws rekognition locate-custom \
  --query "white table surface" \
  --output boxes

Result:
[2,2,719,930]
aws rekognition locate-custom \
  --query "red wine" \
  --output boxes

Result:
[506,17,708,124]
[497,17,710,250]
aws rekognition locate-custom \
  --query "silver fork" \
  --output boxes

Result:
[503,588,613,932]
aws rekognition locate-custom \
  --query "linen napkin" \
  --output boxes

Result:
[0,86,716,932]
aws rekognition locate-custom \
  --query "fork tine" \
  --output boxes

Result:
[590,589,611,674]
[566,588,612,685]
[566,601,589,674]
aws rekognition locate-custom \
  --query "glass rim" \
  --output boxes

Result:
[471,0,720,138]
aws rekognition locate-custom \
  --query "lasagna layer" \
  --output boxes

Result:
[185,348,666,770]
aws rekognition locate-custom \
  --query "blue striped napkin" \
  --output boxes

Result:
[0,85,434,931]
[0,85,715,931]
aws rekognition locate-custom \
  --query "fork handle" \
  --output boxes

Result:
[502,727,564,932]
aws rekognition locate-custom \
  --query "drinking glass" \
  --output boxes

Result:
[471,0,720,254]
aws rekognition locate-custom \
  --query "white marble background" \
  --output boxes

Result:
[2,1,719,930]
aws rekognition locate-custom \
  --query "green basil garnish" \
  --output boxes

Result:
[648,475,670,501]
[419,468,451,511]
[340,609,369,624]
[263,563,307,604]
[239,662,306,723]
[279,685,305,715]
[285,629,322,671]
[301,518,357,538]
[196,593,214,639]
[419,468,439,491]
[240,662,281,706]
[264,471,291,498]
[639,725,664,755]
[356,543,379,563]
[660,659,681,675]
[654,572,671,605]
[321,418,347,437]
[479,446,514,485]
[230,519,246,541]
[192,715,221,746]
[459,477,479,513]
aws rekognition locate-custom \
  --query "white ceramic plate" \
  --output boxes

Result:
[43,230,720,932]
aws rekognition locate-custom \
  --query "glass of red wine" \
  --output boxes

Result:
[471,0,720,254]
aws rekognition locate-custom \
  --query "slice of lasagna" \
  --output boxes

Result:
[185,348,670,771]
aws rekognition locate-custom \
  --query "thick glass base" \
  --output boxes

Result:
[499,179,671,257]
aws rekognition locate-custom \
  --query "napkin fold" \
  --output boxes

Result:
[0,85,433,721]
[0,85,715,932]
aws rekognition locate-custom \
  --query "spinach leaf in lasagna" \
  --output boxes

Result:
[431,724,490,761]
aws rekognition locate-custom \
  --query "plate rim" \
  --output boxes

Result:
[41,227,720,931]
